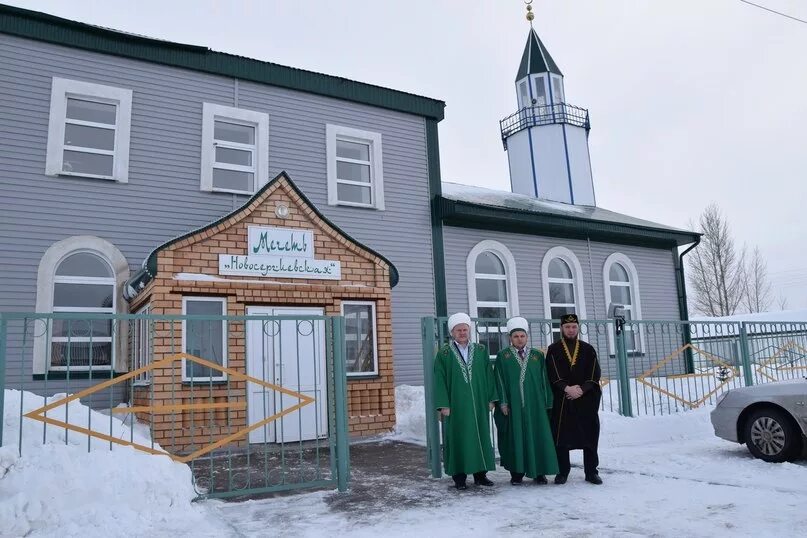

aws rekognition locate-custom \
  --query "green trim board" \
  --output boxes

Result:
[426,119,448,317]
[436,196,700,249]
[34,371,126,381]
[0,4,445,121]
[126,171,399,298]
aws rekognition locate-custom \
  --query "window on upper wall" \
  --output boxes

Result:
[604,253,644,354]
[342,301,378,376]
[182,297,228,382]
[541,246,587,345]
[201,103,269,195]
[326,124,385,210]
[467,241,520,358]
[50,252,116,371]
[45,78,133,182]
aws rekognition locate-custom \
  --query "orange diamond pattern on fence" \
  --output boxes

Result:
[755,340,807,382]
[636,344,738,409]
[23,353,314,463]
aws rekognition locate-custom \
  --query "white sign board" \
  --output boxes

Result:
[218,226,341,279]
[248,226,314,258]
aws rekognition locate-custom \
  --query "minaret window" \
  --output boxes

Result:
[551,75,564,105]
[518,80,530,109]
[533,75,548,106]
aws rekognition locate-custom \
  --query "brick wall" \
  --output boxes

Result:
[131,177,395,454]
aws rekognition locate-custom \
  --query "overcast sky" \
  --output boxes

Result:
[10,0,807,310]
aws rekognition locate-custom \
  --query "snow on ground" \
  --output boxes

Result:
[4,386,807,537]
[215,385,807,538]
[1,389,230,538]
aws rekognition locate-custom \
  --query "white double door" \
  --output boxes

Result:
[246,306,327,444]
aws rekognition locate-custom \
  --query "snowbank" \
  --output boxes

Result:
[1,389,226,538]
[389,385,427,446]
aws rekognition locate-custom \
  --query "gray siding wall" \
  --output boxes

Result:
[0,34,435,400]
[442,225,682,377]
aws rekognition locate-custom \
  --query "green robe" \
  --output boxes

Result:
[493,347,559,478]
[434,342,497,476]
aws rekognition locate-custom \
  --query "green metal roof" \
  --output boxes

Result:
[0,4,445,121]
[515,28,562,81]
[439,182,700,248]
[124,171,399,299]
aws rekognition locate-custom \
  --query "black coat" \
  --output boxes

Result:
[546,338,602,450]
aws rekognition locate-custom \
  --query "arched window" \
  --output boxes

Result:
[34,236,129,374]
[466,241,519,356]
[541,246,587,343]
[51,252,116,369]
[603,253,643,353]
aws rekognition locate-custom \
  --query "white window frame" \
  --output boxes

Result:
[33,236,130,375]
[466,241,519,357]
[531,74,549,107]
[603,253,645,355]
[50,253,116,371]
[550,74,565,105]
[131,304,152,385]
[45,77,132,183]
[541,246,587,346]
[341,301,379,377]
[201,103,269,195]
[326,124,385,210]
[182,296,228,382]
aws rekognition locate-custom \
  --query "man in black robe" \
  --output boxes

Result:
[545,313,603,485]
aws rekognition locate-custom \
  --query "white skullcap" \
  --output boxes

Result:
[448,312,472,332]
[506,316,529,335]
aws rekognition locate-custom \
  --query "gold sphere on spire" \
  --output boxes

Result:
[525,1,534,23]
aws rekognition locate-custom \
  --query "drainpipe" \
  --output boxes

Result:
[677,237,701,373]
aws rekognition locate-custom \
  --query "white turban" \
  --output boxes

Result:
[506,316,529,335]
[448,312,471,332]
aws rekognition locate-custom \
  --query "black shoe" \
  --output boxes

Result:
[510,478,523,485]
[534,475,548,485]
[585,474,603,485]
[455,482,468,490]
[554,474,568,485]
[474,477,495,487]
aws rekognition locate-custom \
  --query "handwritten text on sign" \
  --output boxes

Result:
[248,226,313,258]
[219,255,341,280]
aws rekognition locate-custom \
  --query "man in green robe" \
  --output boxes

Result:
[493,316,559,485]
[434,312,497,490]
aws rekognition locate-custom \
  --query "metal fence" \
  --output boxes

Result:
[0,312,350,499]
[421,316,807,477]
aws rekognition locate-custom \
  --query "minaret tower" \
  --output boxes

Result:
[500,1,596,205]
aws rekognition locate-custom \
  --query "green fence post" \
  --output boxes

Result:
[615,321,633,417]
[0,316,6,447]
[421,317,442,479]
[739,323,754,387]
[332,316,350,492]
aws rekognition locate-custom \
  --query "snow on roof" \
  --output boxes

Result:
[692,309,807,324]
[441,181,694,234]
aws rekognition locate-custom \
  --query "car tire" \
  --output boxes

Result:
[743,407,801,463]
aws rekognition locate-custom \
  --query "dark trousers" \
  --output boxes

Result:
[556,446,599,477]
[452,471,487,485]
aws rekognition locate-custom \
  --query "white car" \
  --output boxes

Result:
[710,379,807,462]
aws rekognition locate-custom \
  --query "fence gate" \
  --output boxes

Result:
[0,312,350,499]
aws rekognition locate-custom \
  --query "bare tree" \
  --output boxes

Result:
[742,246,773,313]
[687,203,747,317]
[778,295,789,311]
